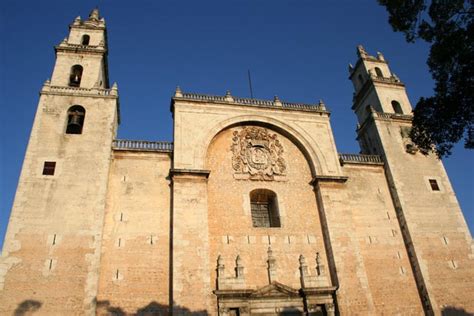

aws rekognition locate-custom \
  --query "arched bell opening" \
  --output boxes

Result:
[81,34,90,46]
[375,67,384,78]
[391,100,403,114]
[66,105,86,134]
[69,65,83,87]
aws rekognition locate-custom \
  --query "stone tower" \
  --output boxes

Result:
[349,45,474,314]
[0,9,119,314]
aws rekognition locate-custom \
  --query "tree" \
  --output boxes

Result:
[378,0,473,157]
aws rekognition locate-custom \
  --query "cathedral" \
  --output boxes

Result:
[1,8,473,316]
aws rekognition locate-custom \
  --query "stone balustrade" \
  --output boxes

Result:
[339,153,384,165]
[375,111,412,121]
[178,92,326,113]
[112,139,173,152]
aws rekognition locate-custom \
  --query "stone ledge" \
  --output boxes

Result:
[170,169,210,179]
[310,175,348,186]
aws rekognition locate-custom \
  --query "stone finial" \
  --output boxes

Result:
[299,254,309,276]
[73,16,81,26]
[174,86,183,98]
[273,95,282,107]
[44,79,51,86]
[235,255,244,278]
[348,63,354,73]
[299,254,306,266]
[267,246,274,260]
[316,252,324,276]
[217,255,225,277]
[318,99,326,111]
[88,8,100,21]
[377,51,385,61]
[267,247,277,283]
[112,82,118,90]
[357,45,368,58]
[392,73,400,82]
[225,90,234,102]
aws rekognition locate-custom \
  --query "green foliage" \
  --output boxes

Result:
[378,0,473,157]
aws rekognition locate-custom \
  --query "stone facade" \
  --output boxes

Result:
[1,9,473,316]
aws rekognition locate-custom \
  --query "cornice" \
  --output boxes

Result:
[55,44,107,56]
[40,84,118,99]
[310,175,348,186]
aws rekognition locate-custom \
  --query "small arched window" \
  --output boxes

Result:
[69,65,83,87]
[250,189,280,228]
[391,100,403,114]
[66,105,86,134]
[81,35,90,46]
[375,67,383,78]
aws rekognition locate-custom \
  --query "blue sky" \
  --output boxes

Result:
[0,0,472,248]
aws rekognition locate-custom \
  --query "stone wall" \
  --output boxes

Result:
[97,150,172,315]
[319,163,424,315]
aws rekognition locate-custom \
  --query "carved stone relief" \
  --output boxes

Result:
[231,126,286,181]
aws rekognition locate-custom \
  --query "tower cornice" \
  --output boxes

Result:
[55,43,107,55]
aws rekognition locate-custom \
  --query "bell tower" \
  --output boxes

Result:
[0,9,119,315]
[349,46,474,314]
[51,8,110,89]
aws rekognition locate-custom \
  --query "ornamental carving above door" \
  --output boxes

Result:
[231,126,286,181]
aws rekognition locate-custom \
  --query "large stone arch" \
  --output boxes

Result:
[199,115,328,177]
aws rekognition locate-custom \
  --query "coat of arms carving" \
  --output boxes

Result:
[231,126,286,181]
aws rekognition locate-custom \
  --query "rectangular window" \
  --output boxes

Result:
[429,179,440,191]
[42,161,56,175]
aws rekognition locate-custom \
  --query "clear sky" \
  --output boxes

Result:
[0,0,472,248]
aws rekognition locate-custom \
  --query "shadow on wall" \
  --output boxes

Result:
[96,300,208,316]
[441,306,473,316]
[13,299,207,316]
[14,300,42,316]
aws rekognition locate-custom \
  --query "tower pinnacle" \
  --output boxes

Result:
[88,8,100,21]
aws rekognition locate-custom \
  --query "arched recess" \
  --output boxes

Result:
[201,115,327,177]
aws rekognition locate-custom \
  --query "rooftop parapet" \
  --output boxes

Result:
[112,139,173,153]
[172,89,329,114]
[339,153,384,166]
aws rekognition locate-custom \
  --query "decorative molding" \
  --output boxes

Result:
[231,126,286,181]
[169,168,210,178]
[310,175,348,186]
